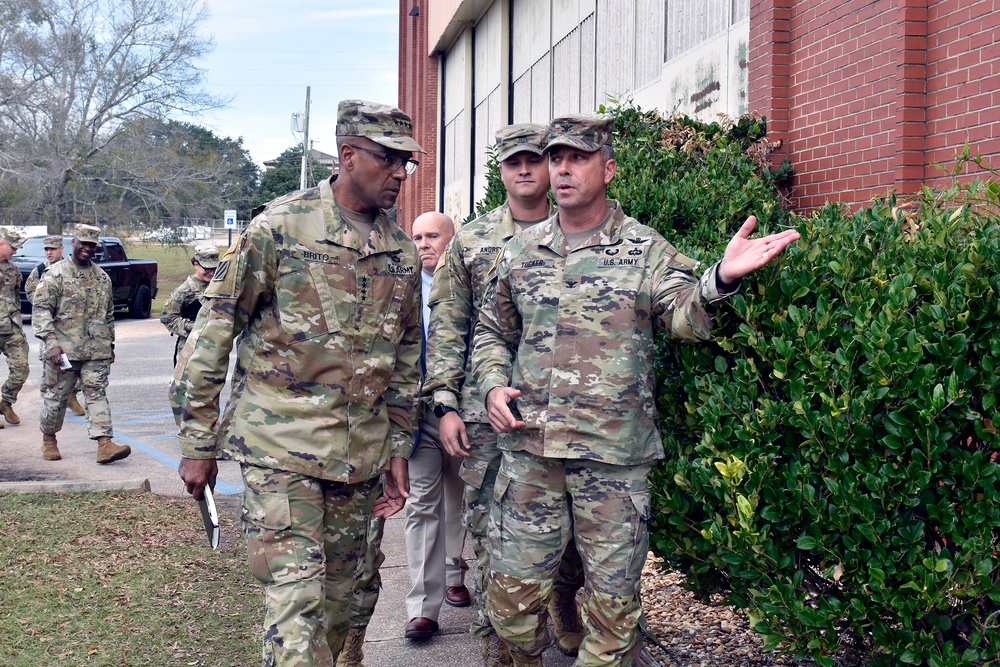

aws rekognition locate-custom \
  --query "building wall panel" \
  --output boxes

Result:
[553,28,582,116]
[635,0,664,89]
[473,100,491,207]
[595,0,636,104]
[530,53,552,122]
[443,35,468,123]
[442,112,467,225]
[474,3,504,106]
[580,13,597,112]
[512,72,532,122]
[512,0,551,78]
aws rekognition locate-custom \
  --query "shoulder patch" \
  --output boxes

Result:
[223,234,242,257]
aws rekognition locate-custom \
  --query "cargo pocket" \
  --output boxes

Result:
[625,482,652,581]
[487,473,512,564]
[242,488,308,585]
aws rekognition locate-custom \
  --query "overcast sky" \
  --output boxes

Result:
[192,1,400,167]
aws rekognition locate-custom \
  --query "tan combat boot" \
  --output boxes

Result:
[0,400,19,424]
[549,589,585,656]
[96,437,131,464]
[42,434,61,461]
[67,392,86,416]
[335,626,366,667]
[482,631,513,667]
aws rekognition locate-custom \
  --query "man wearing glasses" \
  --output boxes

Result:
[172,100,425,666]
[160,244,219,365]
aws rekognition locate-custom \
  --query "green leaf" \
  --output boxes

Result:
[796,535,817,550]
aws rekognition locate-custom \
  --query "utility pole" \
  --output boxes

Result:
[298,86,311,190]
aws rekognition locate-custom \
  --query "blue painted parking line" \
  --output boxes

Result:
[114,413,175,427]
[65,414,243,496]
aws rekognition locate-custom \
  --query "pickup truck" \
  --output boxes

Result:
[13,236,159,318]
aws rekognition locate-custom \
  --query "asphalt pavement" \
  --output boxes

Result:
[0,314,587,666]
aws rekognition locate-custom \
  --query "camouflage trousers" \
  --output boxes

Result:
[40,359,112,438]
[462,423,584,638]
[241,465,381,667]
[0,329,29,405]
[345,512,385,628]
[486,450,653,667]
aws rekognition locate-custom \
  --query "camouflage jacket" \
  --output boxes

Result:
[160,274,210,339]
[0,260,22,336]
[471,200,733,466]
[424,201,555,423]
[32,259,115,360]
[171,177,423,484]
[23,260,53,305]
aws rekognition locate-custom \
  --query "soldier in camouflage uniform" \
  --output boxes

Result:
[24,235,66,297]
[424,124,585,665]
[24,235,86,417]
[33,224,131,464]
[471,115,800,667]
[172,100,425,667]
[0,228,28,428]
[160,244,219,364]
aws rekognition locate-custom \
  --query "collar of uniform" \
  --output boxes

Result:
[539,199,624,255]
[498,201,517,239]
[320,176,406,256]
[499,200,558,241]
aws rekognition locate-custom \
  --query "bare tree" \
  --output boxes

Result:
[82,117,260,231]
[0,0,225,231]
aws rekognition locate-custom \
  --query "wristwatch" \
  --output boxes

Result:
[433,404,458,418]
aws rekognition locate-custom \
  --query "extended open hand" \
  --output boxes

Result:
[718,215,801,285]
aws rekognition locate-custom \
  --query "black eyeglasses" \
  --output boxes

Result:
[347,144,419,175]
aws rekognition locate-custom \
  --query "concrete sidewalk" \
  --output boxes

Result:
[354,514,578,667]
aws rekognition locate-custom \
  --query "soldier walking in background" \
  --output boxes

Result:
[24,235,85,416]
[471,115,800,667]
[423,124,585,666]
[172,100,425,667]
[0,228,29,428]
[160,244,219,365]
[33,224,130,464]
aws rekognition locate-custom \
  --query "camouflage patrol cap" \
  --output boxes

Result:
[43,235,63,249]
[74,224,101,243]
[544,114,615,153]
[336,99,427,154]
[0,227,23,248]
[495,123,547,162]
[193,244,219,269]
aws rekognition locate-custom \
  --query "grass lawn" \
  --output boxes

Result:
[0,491,262,667]
[124,242,230,316]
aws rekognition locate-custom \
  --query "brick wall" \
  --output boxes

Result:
[750,0,1000,211]
[397,1,441,235]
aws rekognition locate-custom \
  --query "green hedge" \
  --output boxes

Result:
[651,181,1000,663]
